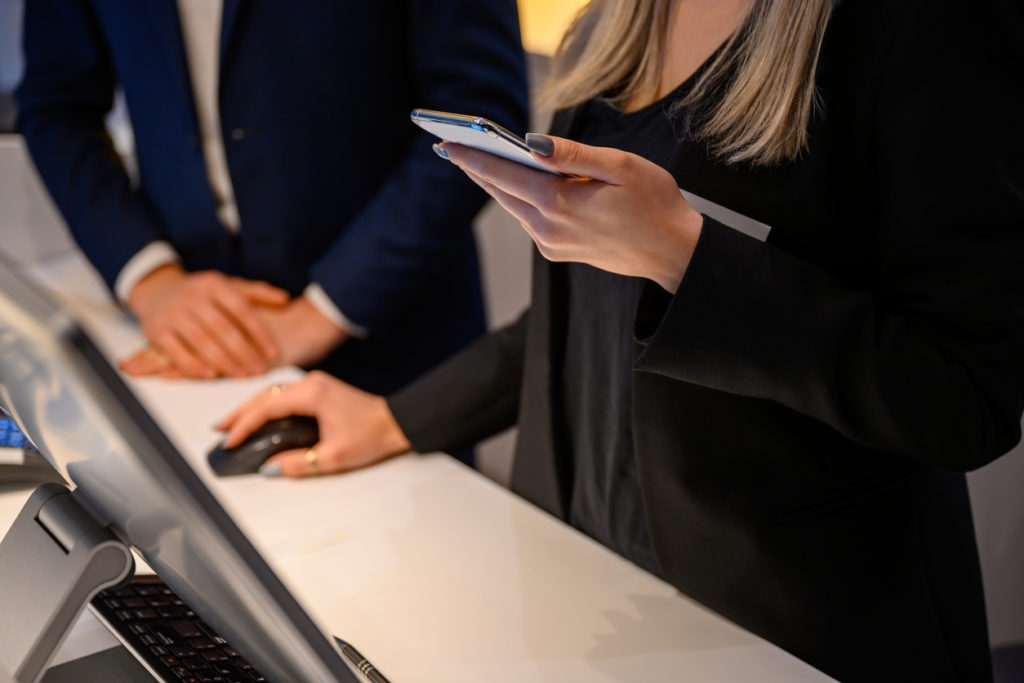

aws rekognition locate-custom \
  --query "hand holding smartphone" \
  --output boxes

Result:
[410,108,562,175]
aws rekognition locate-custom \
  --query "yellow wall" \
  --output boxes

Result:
[518,0,589,56]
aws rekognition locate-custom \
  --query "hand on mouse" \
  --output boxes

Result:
[215,370,411,477]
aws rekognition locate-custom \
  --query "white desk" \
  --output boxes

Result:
[2,252,832,682]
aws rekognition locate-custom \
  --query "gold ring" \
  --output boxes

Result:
[305,448,319,475]
[269,384,285,396]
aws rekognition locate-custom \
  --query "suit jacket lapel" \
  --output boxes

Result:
[141,0,199,135]
[219,0,244,76]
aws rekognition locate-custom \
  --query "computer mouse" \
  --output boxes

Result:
[207,416,319,476]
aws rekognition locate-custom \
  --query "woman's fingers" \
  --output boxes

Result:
[524,134,626,183]
[459,167,545,229]
[219,383,314,447]
[442,143,565,208]
[261,438,349,478]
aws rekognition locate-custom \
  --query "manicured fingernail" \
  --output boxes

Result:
[259,461,283,477]
[525,133,554,157]
[432,142,449,160]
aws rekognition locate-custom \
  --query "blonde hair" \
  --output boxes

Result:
[543,0,834,166]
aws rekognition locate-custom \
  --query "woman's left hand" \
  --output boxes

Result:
[440,135,704,292]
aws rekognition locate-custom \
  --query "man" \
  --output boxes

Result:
[15,1,527,413]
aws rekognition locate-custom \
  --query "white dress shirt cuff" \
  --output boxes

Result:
[114,241,182,305]
[302,283,368,339]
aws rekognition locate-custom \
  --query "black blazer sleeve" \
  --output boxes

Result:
[635,0,1024,471]
[387,311,527,454]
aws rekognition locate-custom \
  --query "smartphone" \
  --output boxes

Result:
[410,108,561,175]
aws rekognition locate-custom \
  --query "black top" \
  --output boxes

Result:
[561,89,699,577]
[390,0,1024,680]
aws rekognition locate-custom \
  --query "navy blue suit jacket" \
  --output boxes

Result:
[16,0,528,395]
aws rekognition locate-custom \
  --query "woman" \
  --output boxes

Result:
[219,0,1024,679]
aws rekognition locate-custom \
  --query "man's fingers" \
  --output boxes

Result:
[119,347,171,376]
[194,302,268,375]
[153,329,215,379]
[213,288,279,361]
[233,278,291,307]
[177,311,248,377]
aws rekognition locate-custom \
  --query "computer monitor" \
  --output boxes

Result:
[0,253,359,682]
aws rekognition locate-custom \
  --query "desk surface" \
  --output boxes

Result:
[3,253,832,682]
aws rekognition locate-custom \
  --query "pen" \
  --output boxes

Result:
[334,637,391,683]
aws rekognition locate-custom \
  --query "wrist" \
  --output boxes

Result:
[127,263,186,317]
[295,296,349,346]
[658,207,703,293]
[373,396,411,455]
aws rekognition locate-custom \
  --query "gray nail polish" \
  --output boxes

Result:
[259,461,283,477]
[525,133,554,157]
[432,142,449,159]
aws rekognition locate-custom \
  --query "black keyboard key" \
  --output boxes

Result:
[170,645,196,658]
[121,596,148,608]
[158,607,183,619]
[136,585,161,596]
[149,623,181,645]
[140,633,158,646]
[129,623,149,635]
[181,656,211,671]
[112,586,137,597]
[171,620,203,639]
[151,645,169,657]
[189,637,216,650]
[201,649,228,663]
[132,608,159,620]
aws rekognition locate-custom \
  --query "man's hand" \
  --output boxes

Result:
[255,295,350,369]
[122,264,289,378]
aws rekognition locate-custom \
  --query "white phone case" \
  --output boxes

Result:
[410,108,560,175]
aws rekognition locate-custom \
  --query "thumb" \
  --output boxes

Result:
[525,134,624,184]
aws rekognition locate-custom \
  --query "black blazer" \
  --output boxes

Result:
[390,0,1024,680]
[16,0,528,395]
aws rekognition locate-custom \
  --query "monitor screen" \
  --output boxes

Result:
[0,254,358,682]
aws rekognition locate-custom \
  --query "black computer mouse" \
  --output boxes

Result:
[207,416,319,476]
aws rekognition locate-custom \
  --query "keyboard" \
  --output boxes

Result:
[90,575,268,683]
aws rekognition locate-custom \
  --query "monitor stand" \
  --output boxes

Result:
[0,483,135,683]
